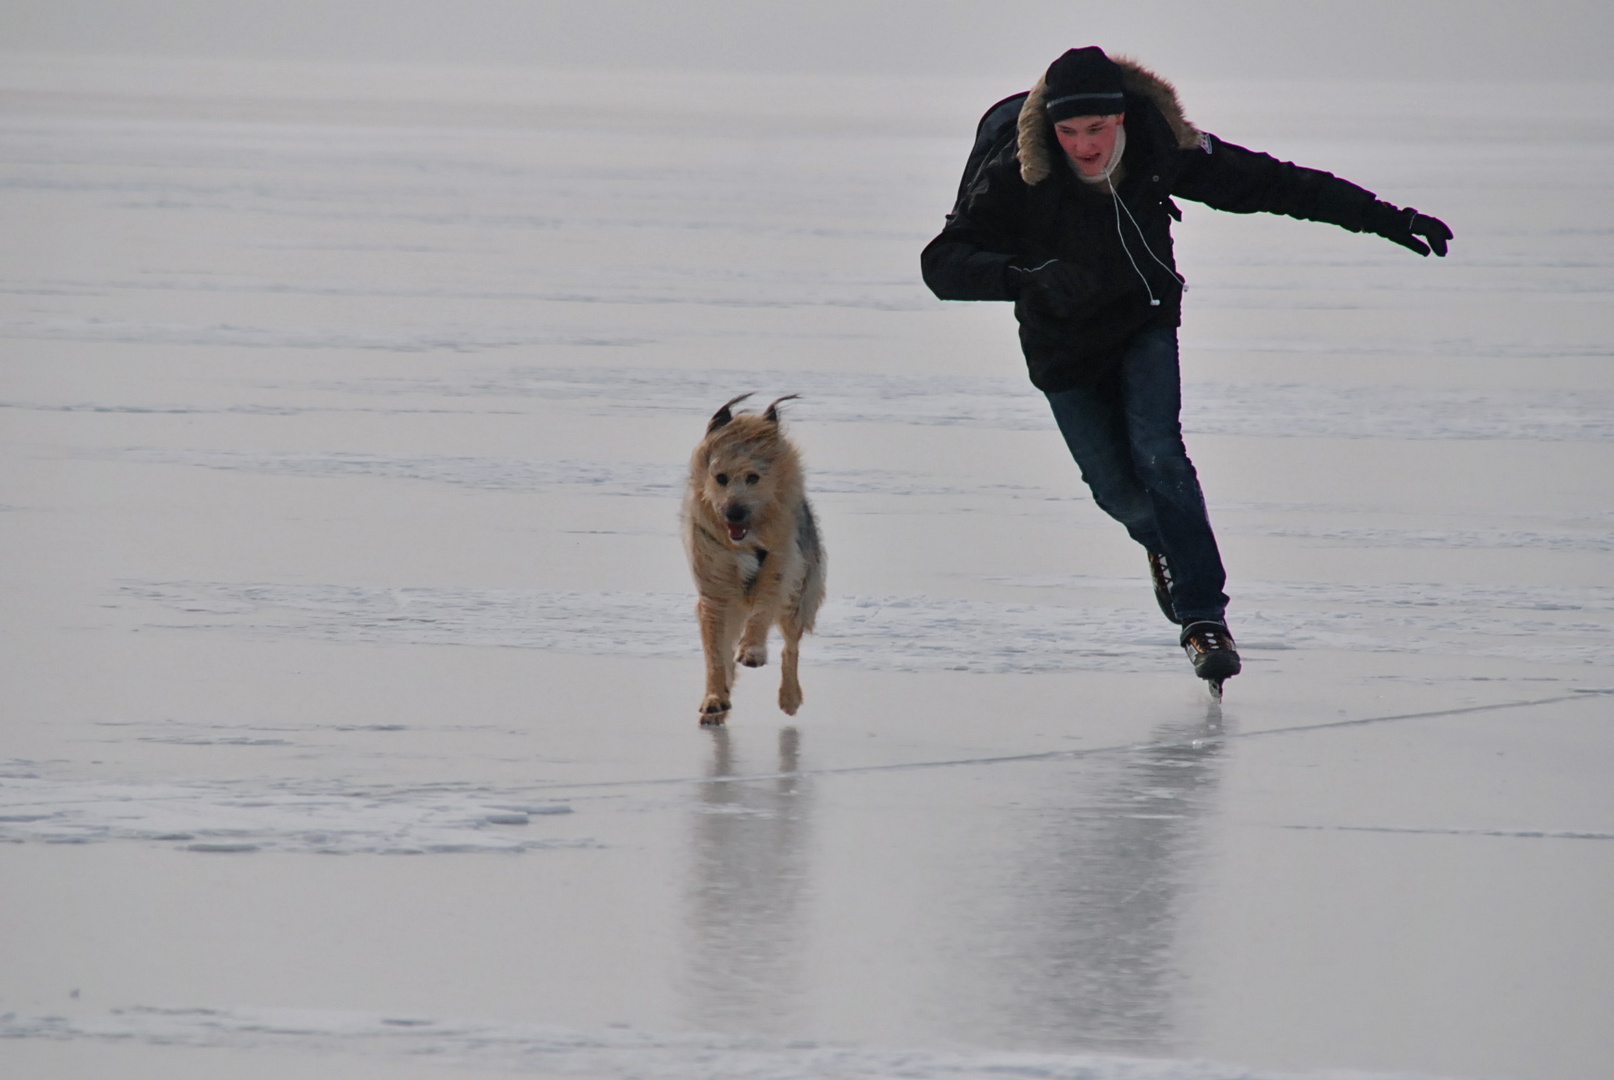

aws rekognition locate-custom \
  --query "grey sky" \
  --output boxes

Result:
[2,0,1608,82]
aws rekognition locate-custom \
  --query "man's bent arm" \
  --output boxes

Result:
[921,228,1019,301]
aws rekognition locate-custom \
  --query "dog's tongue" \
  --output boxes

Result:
[726,523,748,541]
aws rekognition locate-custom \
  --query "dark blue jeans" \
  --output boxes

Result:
[1045,327,1229,622]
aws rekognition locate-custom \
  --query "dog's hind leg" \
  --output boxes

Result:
[777,501,823,717]
[776,611,804,716]
[697,597,741,723]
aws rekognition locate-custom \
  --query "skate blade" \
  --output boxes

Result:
[1206,678,1224,701]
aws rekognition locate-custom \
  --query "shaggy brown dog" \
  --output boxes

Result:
[682,394,825,724]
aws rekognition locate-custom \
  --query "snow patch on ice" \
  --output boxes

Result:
[0,774,587,855]
[22,367,1614,443]
[1280,824,1614,841]
[121,580,1614,671]
[0,1005,1465,1080]
[107,451,1614,555]
[117,447,1045,500]
[0,315,648,352]
[1261,524,1614,552]
[342,366,1614,442]
[996,576,1614,613]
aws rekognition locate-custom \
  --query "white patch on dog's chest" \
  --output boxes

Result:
[734,548,761,583]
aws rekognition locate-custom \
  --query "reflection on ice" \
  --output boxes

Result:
[666,712,1230,1056]
[683,727,813,1032]
[988,715,1226,1056]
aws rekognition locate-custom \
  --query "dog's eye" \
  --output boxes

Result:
[746,473,760,485]
[714,473,729,486]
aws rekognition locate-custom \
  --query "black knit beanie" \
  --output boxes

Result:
[1043,47,1126,122]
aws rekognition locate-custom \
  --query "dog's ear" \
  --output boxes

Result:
[708,393,753,433]
[764,394,800,423]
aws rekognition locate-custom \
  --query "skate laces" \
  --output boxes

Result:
[1181,620,1234,652]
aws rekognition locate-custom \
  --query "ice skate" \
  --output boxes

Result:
[1147,550,1179,624]
[1180,619,1240,698]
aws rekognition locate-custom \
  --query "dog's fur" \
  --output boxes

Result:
[681,394,825,724]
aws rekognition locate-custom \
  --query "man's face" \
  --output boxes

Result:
[1054,113,1124,177]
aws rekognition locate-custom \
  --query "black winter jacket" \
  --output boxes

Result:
[921,60,1384,392]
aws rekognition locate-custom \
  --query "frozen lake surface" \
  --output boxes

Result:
[2,54,1612,1080]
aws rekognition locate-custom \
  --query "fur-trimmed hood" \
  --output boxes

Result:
[1016,56,1200,185]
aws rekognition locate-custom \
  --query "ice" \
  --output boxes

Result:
[2,53,1613,1080]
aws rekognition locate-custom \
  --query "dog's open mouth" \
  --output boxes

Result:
[726,523,749,541]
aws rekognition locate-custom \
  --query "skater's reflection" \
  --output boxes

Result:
[680,726,813,1032]
[995,712,1226,1055]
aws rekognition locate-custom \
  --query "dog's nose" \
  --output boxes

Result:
[724,504,748,524]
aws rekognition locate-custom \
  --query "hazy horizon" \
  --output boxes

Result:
[2,0,1609,84]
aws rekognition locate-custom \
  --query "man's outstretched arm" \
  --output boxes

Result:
[1175,134,1453,256]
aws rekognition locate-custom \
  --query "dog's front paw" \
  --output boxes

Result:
[778,683,802,716]
[699,695,731,725]
[737,643,768,668]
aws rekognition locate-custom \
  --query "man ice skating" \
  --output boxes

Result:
[921,47,1451,694]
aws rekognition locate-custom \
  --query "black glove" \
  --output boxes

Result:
[1006,258,1098,318]
[1363,200,1453,257]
